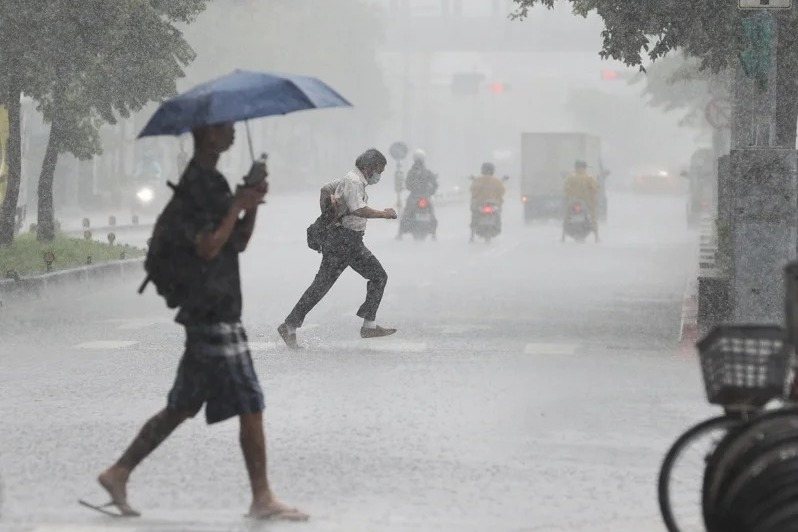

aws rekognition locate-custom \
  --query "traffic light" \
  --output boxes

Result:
[489,82,509,94]
[600,69,623,81]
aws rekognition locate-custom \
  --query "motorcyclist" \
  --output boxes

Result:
[563,160,600,243]
[399,149,439,239]
[470,162,505,242]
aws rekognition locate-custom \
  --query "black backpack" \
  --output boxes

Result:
[138,182,204,308]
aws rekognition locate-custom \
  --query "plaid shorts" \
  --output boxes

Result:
[167,322,265,424]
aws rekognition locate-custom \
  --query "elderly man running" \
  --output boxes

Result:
[278,149,398,349]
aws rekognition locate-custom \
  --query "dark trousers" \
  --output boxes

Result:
[286,227,387,327]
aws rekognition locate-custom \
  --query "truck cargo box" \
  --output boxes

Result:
[520,132,604,221]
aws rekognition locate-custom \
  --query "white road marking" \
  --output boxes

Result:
[32,527,140,532]
[437,324,491,334]
[103,317,170,330]
[336,341,428,353]
[74,340,138,350]
[118,319,170,330]
[524,342,578,355]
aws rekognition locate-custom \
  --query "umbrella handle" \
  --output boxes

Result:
[245,120,255,162]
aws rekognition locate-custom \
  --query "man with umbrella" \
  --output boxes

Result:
[92,71,350,521]
[95,122,307,521]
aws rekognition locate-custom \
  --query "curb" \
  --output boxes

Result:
[0,258,144,298]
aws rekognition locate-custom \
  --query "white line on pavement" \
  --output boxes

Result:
[436,324,492,334]
[31,526,140,531]
[74,340,139,350]
[524,342,579,355]
[102,318,170,330]
[335,341,428,353]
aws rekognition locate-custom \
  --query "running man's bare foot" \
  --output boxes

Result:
[248,497,309,521]
[98,467,140,517]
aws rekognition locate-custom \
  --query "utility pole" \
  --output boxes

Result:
[726,7,797,324]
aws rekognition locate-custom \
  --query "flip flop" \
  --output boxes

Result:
[246,506,309,522]
[79,498,141,517]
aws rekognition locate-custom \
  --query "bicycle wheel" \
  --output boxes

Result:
[659,415,741,532]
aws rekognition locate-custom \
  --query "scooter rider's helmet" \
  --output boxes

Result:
[413,149,426,164]
[481,162,495,176]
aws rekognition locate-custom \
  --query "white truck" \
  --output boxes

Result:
[520,132,606,222]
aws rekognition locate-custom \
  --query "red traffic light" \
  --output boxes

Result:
[489,82,507,94]
[601,69,623,81]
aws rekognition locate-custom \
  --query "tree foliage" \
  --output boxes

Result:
[511,0,759,72]
[0,0,208,243]
[512,1,798,148]
[630,53,730,131]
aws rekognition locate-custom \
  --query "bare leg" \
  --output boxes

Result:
[241,412,308,521]
[97,408,189,516]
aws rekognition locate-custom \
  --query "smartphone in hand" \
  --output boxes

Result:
[244,152,269,187]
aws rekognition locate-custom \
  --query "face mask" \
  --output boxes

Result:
[367,171,382,185]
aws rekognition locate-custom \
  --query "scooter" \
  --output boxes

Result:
[399,196,437,241]
[471,202,502,243]
[562,200,593,243]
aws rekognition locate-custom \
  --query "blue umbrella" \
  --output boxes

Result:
[138,69,352,157]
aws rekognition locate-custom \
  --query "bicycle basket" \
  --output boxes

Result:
[697,325,790,408]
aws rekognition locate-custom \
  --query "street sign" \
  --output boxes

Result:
[739,0,791,9]
[389,141,408,161]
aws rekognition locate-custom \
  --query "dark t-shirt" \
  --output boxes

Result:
[174,160,242,325]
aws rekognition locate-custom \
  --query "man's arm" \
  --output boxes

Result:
[196,186,265,261]
[352,206,397,219]
[195,204,246,261]
[232,208,257,253]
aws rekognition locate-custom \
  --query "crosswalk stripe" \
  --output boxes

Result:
[74,340,139,349]
[335,341,428,353]
[436,324,491,334]
[31,526,140,531]
[102,318,170,330]
[524,342,578,355]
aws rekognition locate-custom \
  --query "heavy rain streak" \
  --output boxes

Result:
[2,1,796,531]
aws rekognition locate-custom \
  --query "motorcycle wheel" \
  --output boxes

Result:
[412,232,427,242]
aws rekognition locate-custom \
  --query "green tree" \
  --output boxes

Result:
[631,54,731,131]
[512,1,798,147]
[0,0,208,244]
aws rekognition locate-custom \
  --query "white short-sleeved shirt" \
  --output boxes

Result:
[329,168,369,233]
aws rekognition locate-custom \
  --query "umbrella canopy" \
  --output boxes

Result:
[138,69,351,138]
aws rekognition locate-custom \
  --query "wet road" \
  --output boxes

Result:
[0,189,710,531]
